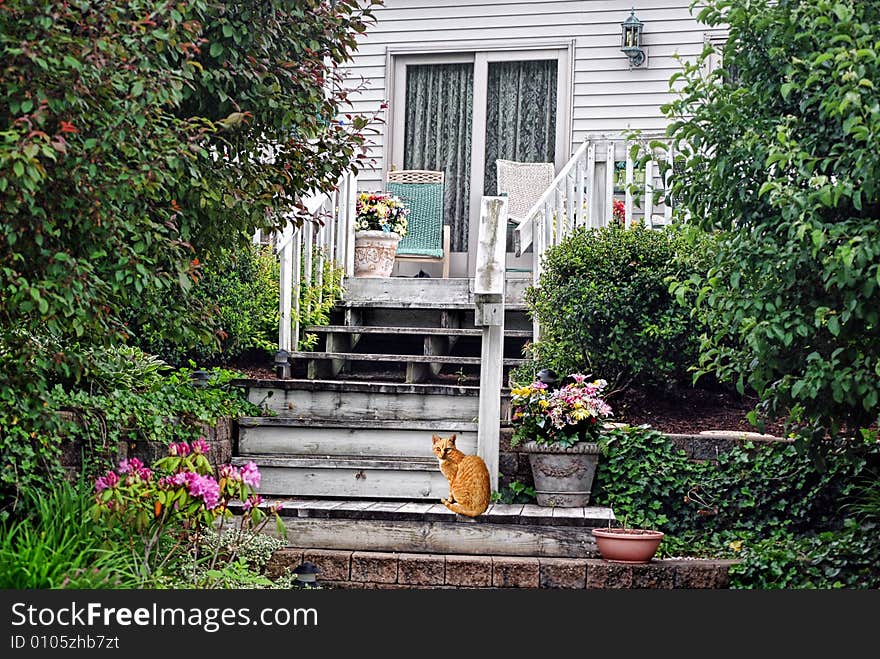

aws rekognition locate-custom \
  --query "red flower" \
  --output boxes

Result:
[59,121,78,134]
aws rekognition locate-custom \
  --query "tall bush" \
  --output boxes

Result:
[523,224,714,389]
[0,0,376,507]
[662,0,880,439]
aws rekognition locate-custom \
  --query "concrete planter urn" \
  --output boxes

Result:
[519,440,600,507]
[353,230,401,278]
[592,528,665,564]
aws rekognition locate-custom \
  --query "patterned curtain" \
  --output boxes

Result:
[484,59,557,196]
[404,63,474,252]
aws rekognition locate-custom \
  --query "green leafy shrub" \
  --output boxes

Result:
[662,0,880,439]
[50,366,262,466]
[0,0,375,509]
[134,243,344,364]
[594,426,706,536]
[0,478,138,589]
[523,224,715,389]
[592,424,880,587]
[729,521,880,589]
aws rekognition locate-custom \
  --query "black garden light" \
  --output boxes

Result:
[292,561,322,588]
[621,8,646,69]
[190,369,212,387]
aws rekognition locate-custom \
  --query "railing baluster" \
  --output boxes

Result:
[302,220,314,321]
[566,171,575,240]
[644,159,655,228]
[291,225,302,352]
[555,186,564,245]
[604,142,616,227]
[575,155,586,228]
[625,147,634,227]
[586,143,596,227]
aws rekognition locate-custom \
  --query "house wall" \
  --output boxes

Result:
[343,0,713,192]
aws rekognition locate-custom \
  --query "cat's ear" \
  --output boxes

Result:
[432,434,441,444]
[449,434,457,444]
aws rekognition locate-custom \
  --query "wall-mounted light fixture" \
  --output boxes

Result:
[621,8,646,69]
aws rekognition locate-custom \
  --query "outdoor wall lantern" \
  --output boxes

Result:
[621,8,646,69]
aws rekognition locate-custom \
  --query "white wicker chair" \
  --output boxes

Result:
[496,159,556,224]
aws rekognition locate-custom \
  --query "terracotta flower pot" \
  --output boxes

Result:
[592,527,664,564]
[354,230,401,277]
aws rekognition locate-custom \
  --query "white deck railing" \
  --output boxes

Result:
[514,133,675,287]
[272,170,357,376]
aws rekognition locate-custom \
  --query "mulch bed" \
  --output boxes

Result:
[612,384,785,436]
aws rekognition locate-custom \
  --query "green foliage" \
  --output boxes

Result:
[135,243,344,363]
[0,0,377,504]
[594,426,705,536]
[729,521,880,589]
[83,345,171,394]
[661,0,880,438]
[524,224,714,390]
[50,365,261,463]
[492,480,537,504]
[0,478,139,589]
[91,441,284,583]
[593,424,880,587]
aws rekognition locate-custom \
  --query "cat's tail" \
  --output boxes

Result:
[443,499,488,518]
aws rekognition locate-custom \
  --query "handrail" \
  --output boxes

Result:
[274,169,357,378]
[513,133,675,342]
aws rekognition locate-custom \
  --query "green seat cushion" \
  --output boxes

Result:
[387,181,445,258]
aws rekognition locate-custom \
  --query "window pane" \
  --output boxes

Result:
[404,63,474,252]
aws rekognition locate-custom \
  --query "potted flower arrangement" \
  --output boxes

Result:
[353,192,409,277]
[509,373,612,507]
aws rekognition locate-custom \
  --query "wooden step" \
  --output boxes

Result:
[303,324,533,338]
[291,351,525,366]
[249,498,616,558]
[342,276,529,310]
[238,418,478,458]
[232,455,448,499]
[233,378,487,419]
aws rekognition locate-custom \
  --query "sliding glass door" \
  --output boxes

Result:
[391,48,570,275]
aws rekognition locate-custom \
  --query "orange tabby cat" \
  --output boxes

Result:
[431,433,490,518]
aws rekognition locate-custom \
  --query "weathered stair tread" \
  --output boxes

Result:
[232,455,438,472]
[338,299,528,311]
[238,417,480,432]
[303,325,532,338]
[290,351,525,366]
[256,497,615,527]
[232,378,485,395]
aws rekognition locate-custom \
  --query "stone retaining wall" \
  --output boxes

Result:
[266,548,735,590]
[58,413,232,476]
[499,427,789,490]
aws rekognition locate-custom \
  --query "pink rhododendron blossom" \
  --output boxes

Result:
[240,461,261,488]
[192,438,209,455]
[219,464,240,481]
[95,470,119,493]
[242,494,264,511]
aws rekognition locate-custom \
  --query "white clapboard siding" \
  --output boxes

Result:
[341,0,708,190]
